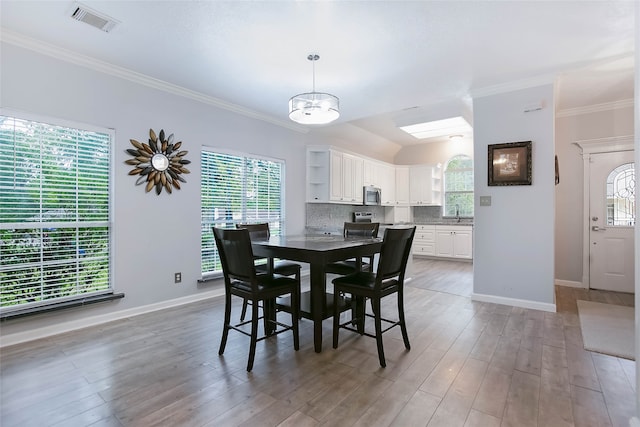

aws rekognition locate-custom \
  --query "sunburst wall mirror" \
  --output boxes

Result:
[125,128,190,195]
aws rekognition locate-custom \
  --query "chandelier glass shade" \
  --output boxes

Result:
[289,54,340,125]
[289,92,340,125]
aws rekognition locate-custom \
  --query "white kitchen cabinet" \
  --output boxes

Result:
[384,206,411,224]
[341,153,362,204]
[394,167,410,205]
[307,145,438,207]
[329,150,363,204]
[413,224,436,256]
[435,225,473,259]
[431,166,442,205]
[379,163,396,205]
[362,159,376,187]
[409,165,442,205]
[306,147,330,202]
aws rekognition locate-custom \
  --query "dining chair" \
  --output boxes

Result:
[331,226,416,367]
[213,227,300,372]
[325,222,380,275]
[235,222,302,321]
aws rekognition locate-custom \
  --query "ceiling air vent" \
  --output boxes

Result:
[70,3,119,33]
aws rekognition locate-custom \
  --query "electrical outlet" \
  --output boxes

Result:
[174,272,182,283]
[479,196,492,206]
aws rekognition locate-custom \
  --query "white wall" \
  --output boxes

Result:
[0,43,310,344]
[393,138,473,166]
[472,84,556,310]
[554,106,634,285]
[634,1,639,418]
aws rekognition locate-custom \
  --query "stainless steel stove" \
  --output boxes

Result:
[353,212,373,223]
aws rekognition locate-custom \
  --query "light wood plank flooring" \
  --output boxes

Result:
[1,259,636,426]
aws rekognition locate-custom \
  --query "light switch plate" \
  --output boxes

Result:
[479,196,492,206]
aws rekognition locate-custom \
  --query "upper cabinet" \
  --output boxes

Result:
[409,165,442,205]
[394,166,410,205]
[307,146,441,206]
[330,151,362,204]
[307,147,330,202]
[379,163,396,206]
[307,146,363,204]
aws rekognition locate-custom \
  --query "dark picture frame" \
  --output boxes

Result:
[488,141,532,186]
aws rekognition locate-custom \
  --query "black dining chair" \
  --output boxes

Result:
[235,223,301,321]
[213,227,300,372]
[332,226,416,368]
[325,222,380,275]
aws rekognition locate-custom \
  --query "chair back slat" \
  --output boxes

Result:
[343,222,380,238]
[375,227,416,283]
[236,222,270,240]
[213,227,257,284]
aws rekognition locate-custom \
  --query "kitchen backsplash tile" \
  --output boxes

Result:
[413,206,473,224]
[306,203,385,232]
[413,206,443,222]
[306,204,471,233]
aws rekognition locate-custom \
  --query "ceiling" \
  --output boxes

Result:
[0,1,635,154]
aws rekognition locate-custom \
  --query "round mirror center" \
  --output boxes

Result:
[151,153,169,171]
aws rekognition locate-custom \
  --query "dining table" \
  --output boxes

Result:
[251,234,382,353]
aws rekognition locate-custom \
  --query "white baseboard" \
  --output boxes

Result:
[471,293,556,312]
[0,289,225,348]
[555,279,585,289]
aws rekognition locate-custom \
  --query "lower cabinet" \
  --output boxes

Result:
[413,225,436,256]
[414,225,473,260]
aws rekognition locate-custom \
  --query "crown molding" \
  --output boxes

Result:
[556,99,634,118]
[470,74,556,99]
[0,29,308,134]
[573,135,635,155]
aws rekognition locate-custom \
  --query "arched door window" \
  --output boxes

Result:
[444,155,474,217]
[606,163,635,226]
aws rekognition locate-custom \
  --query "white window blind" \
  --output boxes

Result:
[0,116,112,312]
[201,149,284,275]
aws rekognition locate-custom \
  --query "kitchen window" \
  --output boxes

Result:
[444,154,474,217]
[201,148,284,277]
[0,115,113,315]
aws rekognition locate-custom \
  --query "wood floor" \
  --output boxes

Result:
[1,258,636,427]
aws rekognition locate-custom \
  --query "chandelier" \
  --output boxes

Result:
[289,54,340,125]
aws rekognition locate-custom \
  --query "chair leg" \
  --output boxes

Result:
[263,298,274,336]
[292,289,300,351]
[247,298,259,372]
[398,288,410,350]
[333,289,341,349]
[219,292,232,355]
[355,296,366,334]
[240,300,249,322]
[371,297,386,368]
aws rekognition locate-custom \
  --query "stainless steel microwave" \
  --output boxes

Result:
[363,186,381,205]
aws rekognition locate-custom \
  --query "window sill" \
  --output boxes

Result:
[0,293,125,321]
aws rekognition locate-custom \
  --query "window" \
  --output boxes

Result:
[606,162,635,226]
[201,149,284,276]
[0,115,112,312]
[444,154,474,217]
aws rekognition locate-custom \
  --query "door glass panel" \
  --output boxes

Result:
[606,162,635,226]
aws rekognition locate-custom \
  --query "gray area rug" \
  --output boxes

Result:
[577,300,635,360]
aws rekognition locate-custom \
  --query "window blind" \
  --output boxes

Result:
[0,116,112,312]
[201,149,284,276]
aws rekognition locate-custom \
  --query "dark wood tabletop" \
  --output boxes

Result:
[252,235,382,352]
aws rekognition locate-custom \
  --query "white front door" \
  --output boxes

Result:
[589,150,635,293]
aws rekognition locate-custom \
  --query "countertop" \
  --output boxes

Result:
[306,221,473,235]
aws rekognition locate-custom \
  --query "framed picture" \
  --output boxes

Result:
[488,141,532,186]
